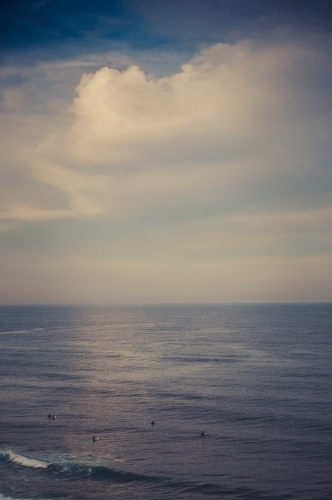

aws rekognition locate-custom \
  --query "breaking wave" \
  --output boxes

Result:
[0,450,160,483]
[5,451,48,469]
[0,450,290,499]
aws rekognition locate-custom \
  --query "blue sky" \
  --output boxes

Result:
[1,1,332,304]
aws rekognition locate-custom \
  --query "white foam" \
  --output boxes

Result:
[8,451,48,469]
[0,494,29,500]
[0,493,50,500]
[0,330,30,335]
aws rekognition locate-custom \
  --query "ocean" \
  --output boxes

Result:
[0,303,331,500]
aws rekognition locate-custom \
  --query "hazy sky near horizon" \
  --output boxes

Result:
[1,0,332,304]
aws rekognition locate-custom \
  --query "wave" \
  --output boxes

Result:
[5,451,48,469]
[0,450,155,483]
[0,451,290,499]
[0,328,44,335]
[0,330,30,335]
[0,494,26,500]
[0,493,50,500]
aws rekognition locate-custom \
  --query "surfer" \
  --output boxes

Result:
[92,435,98,442]
[48,414,51,419]
[201,431,206,437]
[151,421,155,426]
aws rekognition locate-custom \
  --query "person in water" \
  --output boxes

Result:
[201,431,206,437]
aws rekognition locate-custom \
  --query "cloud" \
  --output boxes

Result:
[0,37,331,304]
[25,37,331,226]
[68,42,292,164]
[1,39,331,227]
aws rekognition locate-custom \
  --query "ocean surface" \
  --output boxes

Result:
[0,303,331,500]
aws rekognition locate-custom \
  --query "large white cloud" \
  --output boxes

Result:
[1,38,332,303]
[66,41,327,166]
[1,39,331,225]
[25,38,331,226]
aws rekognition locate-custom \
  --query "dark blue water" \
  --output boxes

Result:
[0,304,331,500]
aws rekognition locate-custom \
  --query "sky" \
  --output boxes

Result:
[0,0,332,304]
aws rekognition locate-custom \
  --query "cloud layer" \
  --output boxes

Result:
[1,37,332,303]
[30,39,332,221]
